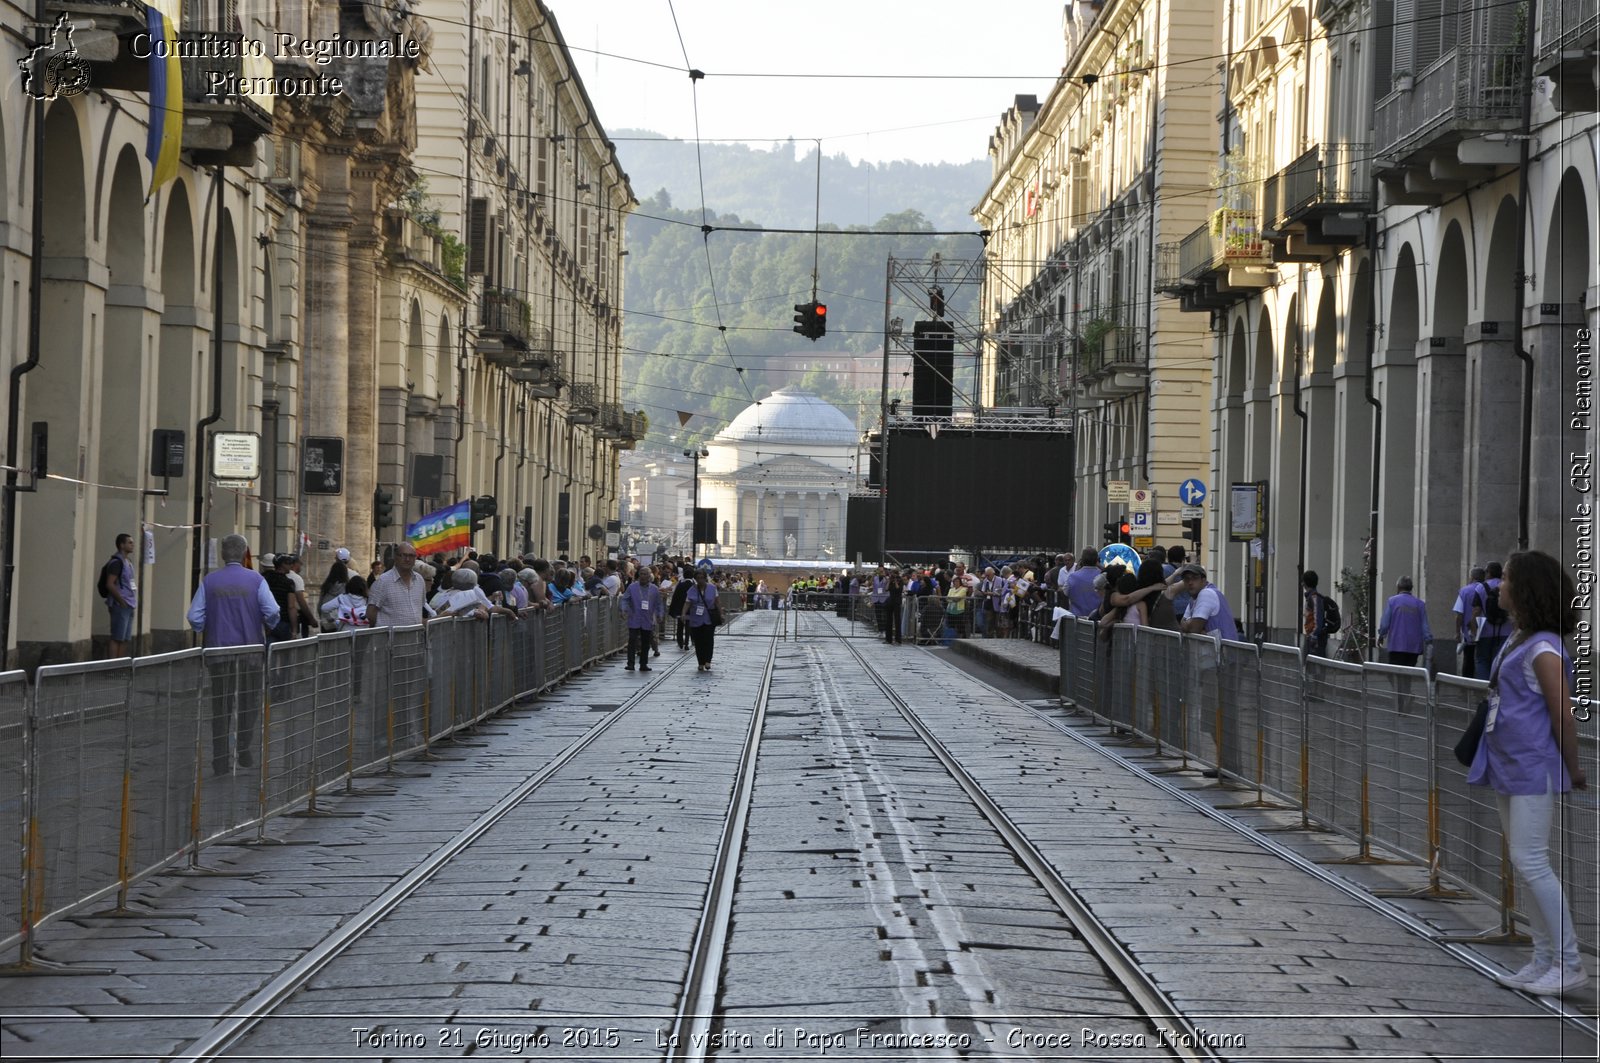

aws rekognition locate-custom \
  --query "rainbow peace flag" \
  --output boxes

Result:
[144,0,182,195]
[407,500,473,556]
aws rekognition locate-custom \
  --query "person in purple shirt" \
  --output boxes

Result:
[1467,551,1588,997]
[622,568,662,673]
[1377,576,1432,667]
[1065,548,1102,618]
[187,534,280,776]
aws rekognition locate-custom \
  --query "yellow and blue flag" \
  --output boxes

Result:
[144,0,182,195]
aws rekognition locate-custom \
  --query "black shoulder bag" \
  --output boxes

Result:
[1454,634,1521,767]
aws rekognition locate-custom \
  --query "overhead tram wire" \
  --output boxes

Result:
[347,0,1530,103]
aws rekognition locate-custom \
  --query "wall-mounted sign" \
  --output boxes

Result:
[211,431,261,482]
[302,436,344,495]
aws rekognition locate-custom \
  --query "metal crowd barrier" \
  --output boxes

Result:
[0,603,627,969]
[1057,618,1600,954]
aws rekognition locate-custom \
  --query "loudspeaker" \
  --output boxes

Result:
[912,320,954,418]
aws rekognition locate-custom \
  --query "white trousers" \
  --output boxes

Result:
[1496,783,1581,970]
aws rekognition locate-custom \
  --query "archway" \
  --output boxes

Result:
[1219,319,1249,619]
[1268,294,1300,637]
[15,102,90,663]
[1377,243,1420,607]
[1529,168,1594,550]
[1332,260,1375,613]
[1415,220,1469,629]
[1305,279,1338,597]
[149,180,199,641]
[91,146,150,653]
[1464,196,1524,568]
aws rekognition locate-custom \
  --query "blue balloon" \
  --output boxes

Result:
[1098,544,1141,570]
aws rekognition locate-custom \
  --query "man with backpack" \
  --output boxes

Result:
[1451,566,1487,677]
[1472,560,1512,680]
[99,532,138,658]
[1301,570,1340,659]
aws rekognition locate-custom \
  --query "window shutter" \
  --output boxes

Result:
[1414,0,1445,71]
[1393,0,1416,73]
[467,198,488,275]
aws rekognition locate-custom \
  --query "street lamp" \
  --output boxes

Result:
[684,446,709,549]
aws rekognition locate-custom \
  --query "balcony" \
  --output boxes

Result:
[618,411,648,450]
[1076,322,1148,399]
[37,0,151,91]
[1154,213,1273,312]
[476,289,531,365]
[508,350,564,397]
[565,381,599,425]
[1261,143,1372,254]
[177,33,275,167]
[522,327,556,370]
[595,402,625,439]
[1536,0,1598,112]
[1374,47,1527,171]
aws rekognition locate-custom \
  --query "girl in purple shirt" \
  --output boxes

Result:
[1468,551,1588,997]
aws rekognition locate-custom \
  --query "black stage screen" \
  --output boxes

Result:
[884,429,1072,551]
[845,495,882,561]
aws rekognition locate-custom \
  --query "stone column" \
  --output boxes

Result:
[1374,345,1418,601]
[344,162,384,553]
[1301,369,1336,583]
[1413,336,1466,637]
[1266,376,1303,638]
[1462,319,1520,567]
[1529,304,1589,555]
[1330,361,1372,605]
[302,147,352,557]
[1214,391,1247,612]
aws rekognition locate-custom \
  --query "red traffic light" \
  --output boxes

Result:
[1120,523,1130,535]
[815,304,826,317]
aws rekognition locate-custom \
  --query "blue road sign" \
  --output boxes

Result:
[1179,478,1208,505]
[1098,543,1141,570]
[696,558,715,571]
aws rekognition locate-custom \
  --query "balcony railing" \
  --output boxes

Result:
[1541,0,1599,59]
[509,350,564,397]
[566,382,599,424]
[1375,47,1527,162]
[1262,142,1372,230]
[1169,210,1270,286]
[1081,324,1147,378]
[176,32,274,164]
[595,402,625,439]
[478,289,531,360]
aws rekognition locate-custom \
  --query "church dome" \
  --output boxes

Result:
[715,387,858,446]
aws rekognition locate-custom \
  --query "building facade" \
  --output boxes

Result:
[1159,0,1597,644]
[699,389,860,562]
[972,0,1221,552]
[0,0,632,667]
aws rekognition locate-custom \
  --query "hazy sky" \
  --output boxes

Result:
[543,1,1070,166]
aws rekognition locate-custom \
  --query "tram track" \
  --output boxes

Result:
[790,609,1214,1063]
[169,610,781,1063]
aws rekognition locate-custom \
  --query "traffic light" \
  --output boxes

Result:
[373,486,395,529]
[1185,516,1203,546]
[1103,521,1117,544]
[1119,517,1132,545]
[471,494,498,534]
[792,301,827,341]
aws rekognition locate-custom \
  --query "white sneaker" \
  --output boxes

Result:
[1522,965,1590,997]
[1495,959,1549,989]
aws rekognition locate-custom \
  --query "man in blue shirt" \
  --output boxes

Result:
[1451,566,1486,677]
[1471,560,1512,681]
[1377,575,1432,667]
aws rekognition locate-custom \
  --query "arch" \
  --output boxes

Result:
[406,299,426,389]
[1281,294,1300,380]
[437,312,454,404]
[1542,168,1591,306]
[1483,196,1519,322]
[93,148,150,649]
[149,180,200,634]
[1390,243,1420,350]
[1253,305,1276,392]
[1312,280,1337,375]
[15,102,91,657]
[1433,221,1469,339]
